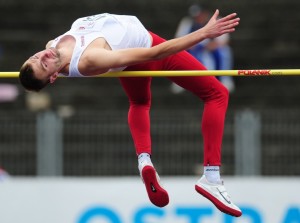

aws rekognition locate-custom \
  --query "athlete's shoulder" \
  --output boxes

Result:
[45,40,54,49]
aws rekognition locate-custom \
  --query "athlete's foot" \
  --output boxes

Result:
[195,175,242,217]
[139,161,169,207]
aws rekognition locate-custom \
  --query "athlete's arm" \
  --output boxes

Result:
[148,10,239,59]
[83,10,239,75]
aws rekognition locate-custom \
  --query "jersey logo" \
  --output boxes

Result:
[81,36,85,47]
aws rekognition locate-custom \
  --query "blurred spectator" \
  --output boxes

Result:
[171,4,235,94]
[25,91,51,112]
[0,167,10,182]
[0,84,19,103]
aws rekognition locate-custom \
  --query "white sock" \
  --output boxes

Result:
[204,166,221,184]
[138,153,152,166]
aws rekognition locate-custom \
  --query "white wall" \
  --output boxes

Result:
[0,177,299,223]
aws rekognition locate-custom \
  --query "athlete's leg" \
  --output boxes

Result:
[119,74,169,207]
[145,32,240,216]
[164,51,242,217]
[165,49,241,217]
[118,32,163,156]
[165,51,229,167]
[119,76,152,155]
[147,32,228,166]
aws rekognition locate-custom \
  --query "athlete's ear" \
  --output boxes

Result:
[49,72,58,84]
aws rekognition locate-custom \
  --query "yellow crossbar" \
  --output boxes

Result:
[1,69,300,78]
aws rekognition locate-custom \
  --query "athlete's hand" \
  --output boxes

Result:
[202,10,240,39]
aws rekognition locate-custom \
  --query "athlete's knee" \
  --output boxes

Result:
[129,96,151,107]
[215,83,229,106]
[202,80,229,107]
[220,83,229,99]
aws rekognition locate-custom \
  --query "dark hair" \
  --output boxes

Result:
[19,63,50,92]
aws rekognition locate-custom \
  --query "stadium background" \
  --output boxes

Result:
[1,0,300,177]
[0,0,300,222]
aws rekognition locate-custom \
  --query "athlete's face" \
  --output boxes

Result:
[25,48,61,83]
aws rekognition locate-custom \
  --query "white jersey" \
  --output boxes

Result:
[51,13,152,77]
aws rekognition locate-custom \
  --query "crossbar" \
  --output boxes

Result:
[1,69,300,78]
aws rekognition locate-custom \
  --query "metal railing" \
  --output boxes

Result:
[0,108,299,176]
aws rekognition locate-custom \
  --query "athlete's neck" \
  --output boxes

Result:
[55,35,76,74]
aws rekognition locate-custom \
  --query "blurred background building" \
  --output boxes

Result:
[0,0,300,177]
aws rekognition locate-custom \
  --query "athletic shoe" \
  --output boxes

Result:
[139,161,169,207]
[195,175,242,217]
